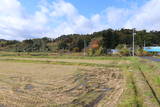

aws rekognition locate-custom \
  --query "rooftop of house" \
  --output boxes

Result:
[144,46,160,52]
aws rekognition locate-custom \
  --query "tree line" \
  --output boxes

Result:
[0,29,160,55]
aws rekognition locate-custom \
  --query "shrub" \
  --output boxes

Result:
[95,47,104,56]
[87,48,94,56]
[116,44,130,56]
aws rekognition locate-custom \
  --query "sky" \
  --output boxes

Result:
[0,0,160,40]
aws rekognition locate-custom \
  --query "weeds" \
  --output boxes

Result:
[0,58,118,67]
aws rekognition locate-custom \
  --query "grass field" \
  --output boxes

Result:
[0,52,160,107]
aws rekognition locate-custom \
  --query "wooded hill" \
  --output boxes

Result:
[0,29,160,54]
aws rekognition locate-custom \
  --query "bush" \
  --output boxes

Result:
[135,48,143,56]
[119,48,130,56]
[116,44,130,56]
[73,47,79,52]
[95,47,104,56]
[87,47,104,56]
[87,48,94,56]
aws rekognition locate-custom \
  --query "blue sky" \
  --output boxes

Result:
[64,0,147,16]
[0,0,159,40]
[20,0,148,17]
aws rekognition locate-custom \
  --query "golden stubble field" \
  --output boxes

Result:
[0,56,125,107]
[0,57,131,65]
[0,55,159,107]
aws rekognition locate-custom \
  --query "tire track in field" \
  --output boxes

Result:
[130,74,140,107]
[138,66,160,106]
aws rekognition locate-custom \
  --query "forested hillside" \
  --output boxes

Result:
[1,29,160,54]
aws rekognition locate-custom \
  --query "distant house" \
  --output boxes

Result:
[144,46,160,52]
[107,49,119,54]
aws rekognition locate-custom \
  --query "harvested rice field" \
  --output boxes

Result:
[0,54,160,107]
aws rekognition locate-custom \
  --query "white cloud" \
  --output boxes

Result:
[0,0,107,40]
[45,0,107,38]
[0,0,25,40]
[105,7,133,29]
[125,0,160,30]
[0,0,160,40]
[50,0,77,18]
[0,0,50,40]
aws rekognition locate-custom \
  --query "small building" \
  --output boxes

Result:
[107,49,119,54]
[144,46,160,52]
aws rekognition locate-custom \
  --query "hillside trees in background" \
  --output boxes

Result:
[102,29,118,51]
[15,37,52,52]
[0,29,160,54]
[57,34,92,52]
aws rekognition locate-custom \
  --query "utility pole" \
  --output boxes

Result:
[84,40,86,56]
[132,28,136,56]
[144,40,146,47]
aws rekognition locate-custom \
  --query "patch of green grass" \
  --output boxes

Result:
[0,58,118,67]
[154,76,160,85]
[0,52,130,60]
[118,71,139,107]
[123,57,160,106]
[118,56,160,107]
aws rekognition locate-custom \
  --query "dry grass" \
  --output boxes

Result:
[0,60,124,107]
[0,61,81,106]
[0,57,131,65]
[0,54,132,107]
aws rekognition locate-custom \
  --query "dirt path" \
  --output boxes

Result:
[140,56,160,62]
